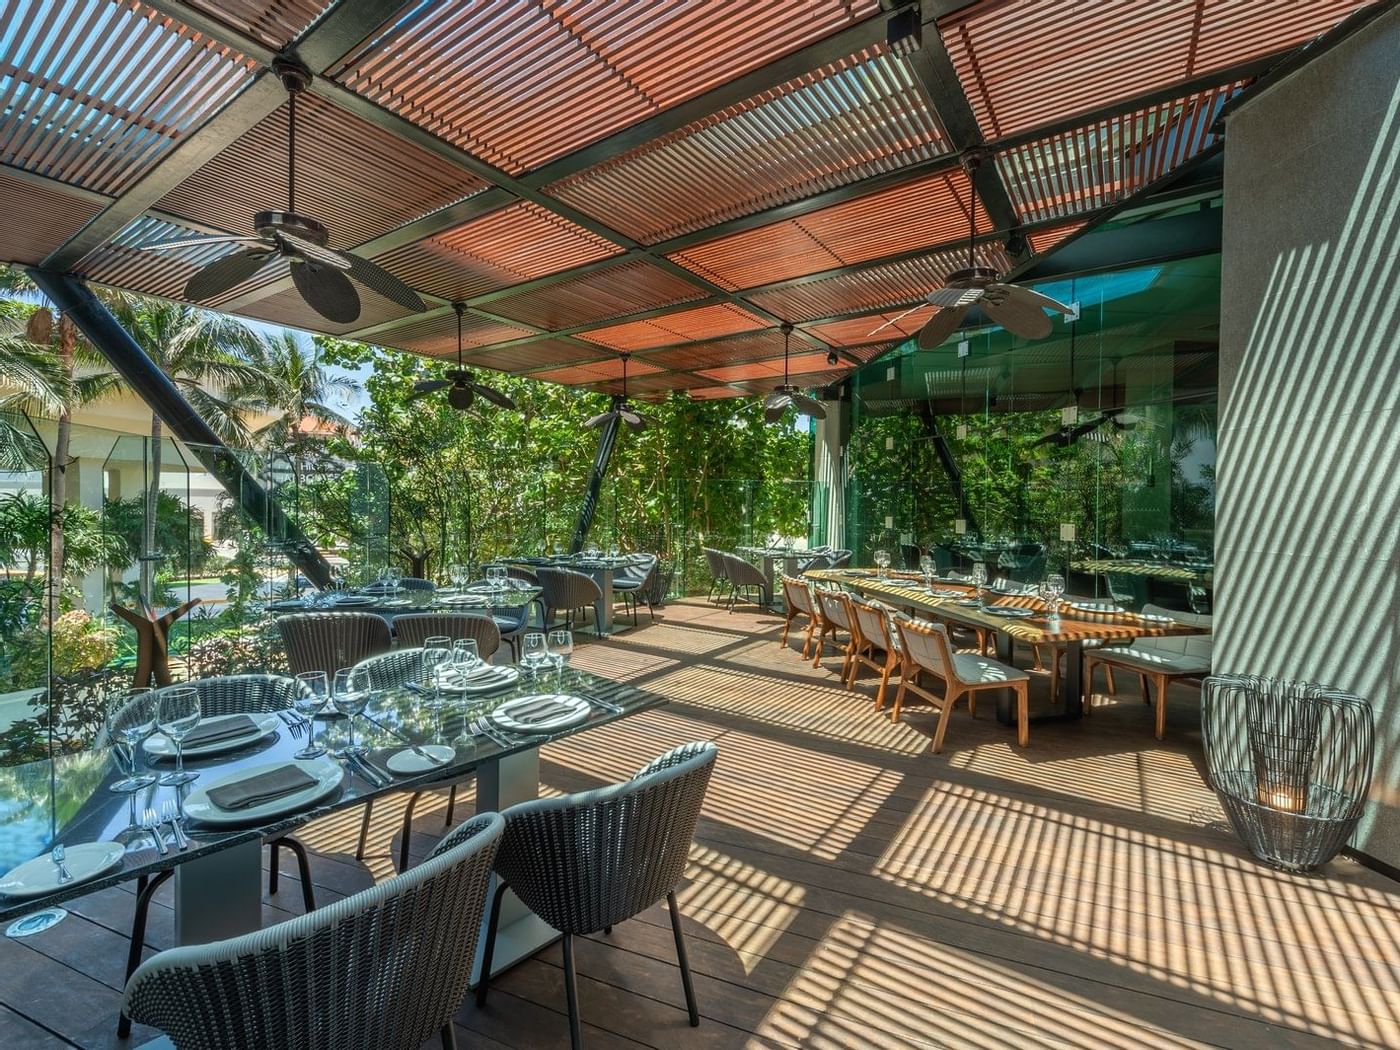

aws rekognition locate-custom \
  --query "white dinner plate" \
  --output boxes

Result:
[491,694,589,733]
[440,594,487,606]
[334,595,374,606]
[386,745,456,774]
[183,756,344,827]
[441,665,520,694]
[0,841,125,899]
[144,713,282,759]
[987,607,1035,619]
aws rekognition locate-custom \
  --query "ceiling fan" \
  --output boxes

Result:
[764,324,827,423]
[584,352,649,431]
[142,59,426,324]
[916,150,1074,350]
[409,303,516,411]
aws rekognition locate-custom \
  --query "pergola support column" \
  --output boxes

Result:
[25,270,333,589]
[569,409,622,555]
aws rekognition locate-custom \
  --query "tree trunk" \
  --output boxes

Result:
[141,414,162,608]
[49,318,75,605]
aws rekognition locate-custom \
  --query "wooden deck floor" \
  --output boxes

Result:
[4,599,1399,1048]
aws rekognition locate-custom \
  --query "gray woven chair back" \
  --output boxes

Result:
[781,575,813,614]
[894,618,955,680]
[496,742,717,935]
[816,588,852,630]
[828,549,853,569]
[394,613,501,658]
[482,563,540,584]
[278,612,391,679]
[123,812,504,1050]
[724,552,767,590]
[353,648,430,691]
[154,675,298,718]
[537,566,602,611]
[702,547,728,581]
[799,552,834,571]
[397,577,436,592]
[617,553,658,587]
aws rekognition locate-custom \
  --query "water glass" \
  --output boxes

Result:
[970,563,988,608]
[386,566,402,599]
[547,629,573,682]
[918,554,935,589]
[293,671,329,759]
[520,632,548,677]
[156,687,201,786]
[422,637,452,706]
[107,688,157,793]
[449,563,468,591]
[452,637,480,674]
[873,549,891,577]
[332,667,370,757]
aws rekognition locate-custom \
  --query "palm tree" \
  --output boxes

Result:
[245,331,355,470]
[0,267,122,590]
[107,297,278,604]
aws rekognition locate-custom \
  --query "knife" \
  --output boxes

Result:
[580,692,623,714]
[347,753,390,788]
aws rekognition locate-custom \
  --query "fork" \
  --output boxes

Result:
[142,807,170,856]
[50,843,74,884]
[160,799,190,850]
[277,711,307,738]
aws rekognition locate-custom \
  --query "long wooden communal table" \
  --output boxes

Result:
[1073,558,1213,585]
[804,569,1209,726]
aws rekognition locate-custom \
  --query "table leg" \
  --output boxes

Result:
[174,838,262,945]
[594,568,615,636]
[998,639,1087,725]
[472,747,557,984]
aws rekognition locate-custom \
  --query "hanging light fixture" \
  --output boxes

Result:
[408,303,516,411]
[764,324,827,423]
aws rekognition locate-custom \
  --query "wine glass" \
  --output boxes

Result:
[547,629,573,683]
[452,637,480,676]
[918,554,935,589]
[422,637,452,707]
[970,563,988,609]
[520,632,548,678]
[873,549,891,577]
[449,563,467,592]
[332,667,370,757]
[386,566,402,599]
[107,688,157,793]
[1045,572,1065,618]
[293,671,329,759]
[156,687,201,786]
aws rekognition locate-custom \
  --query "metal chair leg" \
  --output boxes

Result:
[475,881,509,1007]
[562,932,583,1050]
[268,838,280,895]
[444,784,457,827]
[668,891,700,1027]
[398,792,422,873]
[441,1022,458,1049]
[356,799,374,860]
[119,868,174,1038]
[270,835,317,913]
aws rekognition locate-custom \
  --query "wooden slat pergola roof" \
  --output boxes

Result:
[0,0,1380,399]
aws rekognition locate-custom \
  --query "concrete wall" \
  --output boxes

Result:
[1217,9,1400,866]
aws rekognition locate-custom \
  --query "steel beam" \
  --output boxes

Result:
[569,409,623,554]
[25,269,333,588]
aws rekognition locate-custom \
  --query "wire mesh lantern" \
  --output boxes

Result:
[1202,674,1374,871]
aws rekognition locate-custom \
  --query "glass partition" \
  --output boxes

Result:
[843,252,1219,612]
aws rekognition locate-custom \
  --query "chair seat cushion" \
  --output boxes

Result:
[1094,647,1210,675]
[611,581,643,592]
[951,653,1029,685]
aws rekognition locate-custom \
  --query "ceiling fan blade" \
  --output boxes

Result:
[583,410,614,429]
[925,286,984,309]
[472,383,516,409]
[186,250,275,301]
[340,251,427,312]
[279,231,353,270]
[980,294,1053,340]
[916,304,971,349]
[144,235,265,252]
[290,261,360,324]
[763,400,790,424]
[411,379,451,394]
[998,283,1074,317]
[790,393,828,420]
[620,410,648,431]
[763,390,788,410]
[447,384,475,410]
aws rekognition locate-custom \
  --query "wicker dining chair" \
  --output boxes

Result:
[779,574,818,657]
[812,587,856,677]
[537,566,603,630]
[476,742,717,1050]
[277,612,391,679]
[847,599,900,709]
[722,552,770,611]
[121,812,504,1050]
[115,675,318,1038]
[701,547,729,602]
[612,554,659,626]
[349,649,476,872]
[892,617,1030,753]
[393,612,501,659]
[828,549,853,569]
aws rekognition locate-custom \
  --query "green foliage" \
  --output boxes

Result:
[103,490,214,576]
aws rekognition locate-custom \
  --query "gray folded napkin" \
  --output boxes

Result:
[183,714,260,748]
[207,765,317,811]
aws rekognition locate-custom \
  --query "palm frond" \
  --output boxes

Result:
[0,336,70,413]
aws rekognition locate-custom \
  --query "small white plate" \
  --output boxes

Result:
[335,595,374,606]
[183,756,344,826]
[442,666,520,694]
[492,694,589,733]
[987,607,1035,619]
[386,745,456,774]
[440,594,486,606]
[0,841,125,898]
[144,713,282,759]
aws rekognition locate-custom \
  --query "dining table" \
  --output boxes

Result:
[0,666,663,996]
[1072,557,1214,585]
[503,554,640,636]
[265,582,544,627]
[805,568,1209,725]
[738,546,808,592]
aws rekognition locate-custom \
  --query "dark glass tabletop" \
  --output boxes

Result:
[0,666,662,923]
